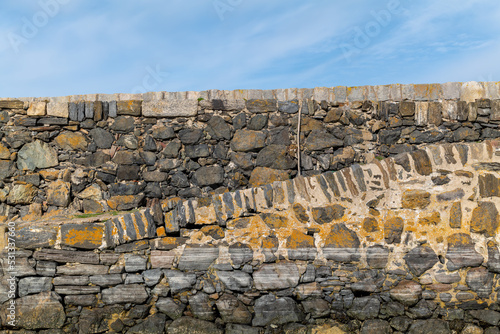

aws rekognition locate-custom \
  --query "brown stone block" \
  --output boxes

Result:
[384,216,404,244]
[401,189,431,209]
[117,100,142,116]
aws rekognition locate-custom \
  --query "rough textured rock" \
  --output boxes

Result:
[54,131,88,150]
[390,280,422,306]
[312,204,345,224]
[7,183,37,205]
[404,244,439,276]
[126,313,167,334]
[192,166,224,186]
[253,262,300,290]
[215,294,252,324]
[177,245,219,270]
[255,144,296,170]
[167,317,223,334]
[17,140,58,170]
[384,216,404,244]
[0,292,65,329]
[446,233,484,270]
[252,294,304,326]
[323,223,360,262]
[101,284,148,304]
[216,270,252,292]
[248,167,289,187]
[304,129,343,151]
[46,180,71,207]
[347,297,380,320]
[231,130,266,152]
[470,202,499,236]
[466,267,494,298]
[401,189,431,209]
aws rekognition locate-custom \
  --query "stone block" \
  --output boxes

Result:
[461,81,485,102]
[27,101,46,116]
[253,262,300,290]
[61,223,104,249]
[34,249,99,264]
[117,100,142,116]
[143,99,198,117]
[101,284,148,304]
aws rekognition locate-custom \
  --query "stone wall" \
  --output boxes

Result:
[2,139,500,332]
[2,81,500,222]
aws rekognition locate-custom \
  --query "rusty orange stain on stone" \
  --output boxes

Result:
[62,225,103,248]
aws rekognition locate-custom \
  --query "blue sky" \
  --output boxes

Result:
[1,0,499,97]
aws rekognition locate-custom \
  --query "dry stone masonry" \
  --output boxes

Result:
[2,82,500,333]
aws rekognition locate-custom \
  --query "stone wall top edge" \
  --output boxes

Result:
[5,81,500,103]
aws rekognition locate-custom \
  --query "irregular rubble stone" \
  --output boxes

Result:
[390,280,422,306]
[253,262,300,290]
[252,294,304,327]
[404,244,439,276]
[17,140,58,170]
[167,316,223,334]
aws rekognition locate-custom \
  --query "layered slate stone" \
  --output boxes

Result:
[404,244,439,276]
[470,201,499,236]
[101,284,148,304]
[228,242,254,266]
[46,180,71,207]
[323,223,360,262]
[446,233,484,270]
[177,244,219,271]
[168,317,222,334]
[216,293,252,324]
[104,209,156,247]
[366,245,389,269]
[347,296,381,320]
[16,225,58,249]
[230,129,266,152]
[54,131,88,151]
[34,249,100,264]
[163,270,197,294]
[466,267,494,298]
[249,167,289,187]
[390,280,422,306]
[216,270,252,292]
[401,189,431,209]
[449,202,462,228]
[253,262,300,290]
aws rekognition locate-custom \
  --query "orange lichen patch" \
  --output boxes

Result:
[312,204,346,225]
[470,202,499,237]
[107,195,138,210]
[384,216,404,244]
[200,225,225,240]
[61,224,104,249]
[369,208,380,216]
[261,236,279,250]
[260,213,289,229]
[160,197,183,211]
[285,230,315,250]
[363,217,379,232]
[323,223,360,249]
[401,189,431,209]
[150,236,187,250]
[449,202,462,228]
[447,233,474,247]
[414,84,430,99]
[39,169,60,180]
[156,226,166,237]
[454,170,473,178]
[418,212,441,226]
[54,131,88,151]
[194,204,216,225]
[249,167,289,187]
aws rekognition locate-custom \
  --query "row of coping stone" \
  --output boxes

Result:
[13,140,500,252]
[4,81,500,107]
[165,140,500,231]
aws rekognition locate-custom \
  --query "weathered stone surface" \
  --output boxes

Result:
[255,144,296,170]
[323,223,360,262]
[207,115,231,139]
[0,143,11,160]
[408,319,451,334]
[125,254,147,272]
[446,233,484,270]
[229,242,254,266]
[253,262,300,290]
[384,216,404,244]
[64,294,97,306]
[192,166,224,186]
[217,270,252,292]
[249,167,289,187]
[0,292,65,329]
[252,294,304,326]
[248,113,268,130]
[111,116,135,132]
[17,140,58,170]
[390,280,422,306]
[34,248,99,264]
[312,204,345,224]
[347,297,380,320]
[157,297,186,319]
[178,128,203,144]
[0,99,23,109]
[127,313,166,334]
[401,189,431,209]
[292,203,309,223]
[143,99,198,117]
[286,230,316,260]
[304,129,343,151]
[231,130,266,152]
[150,250,175,269]
[54,131,88,150]
[107,194,144,210]
[188,292,216,321]
[246,99,277,113]
[78,305,124,334]
[302,298,330,319]
[366,245,389,269]
[46,180,71,207]
[117,100,141,116]
[18,277,52,297]
[466,266,494,298]
[89,128,114,149]
[361,319,391,334]
[89,274,123,287]
[177,244,219,270]
[449,201,462,228]
[470,201,499,236]
[61,223,103,249]
[101,284,148,304]
[57,264,108,275]
[278,100,299,114]
[167,317,223,334]
[164,270,196,294]
[411,150,433,175]
[404,244,439,276]
[7,183,37,205]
